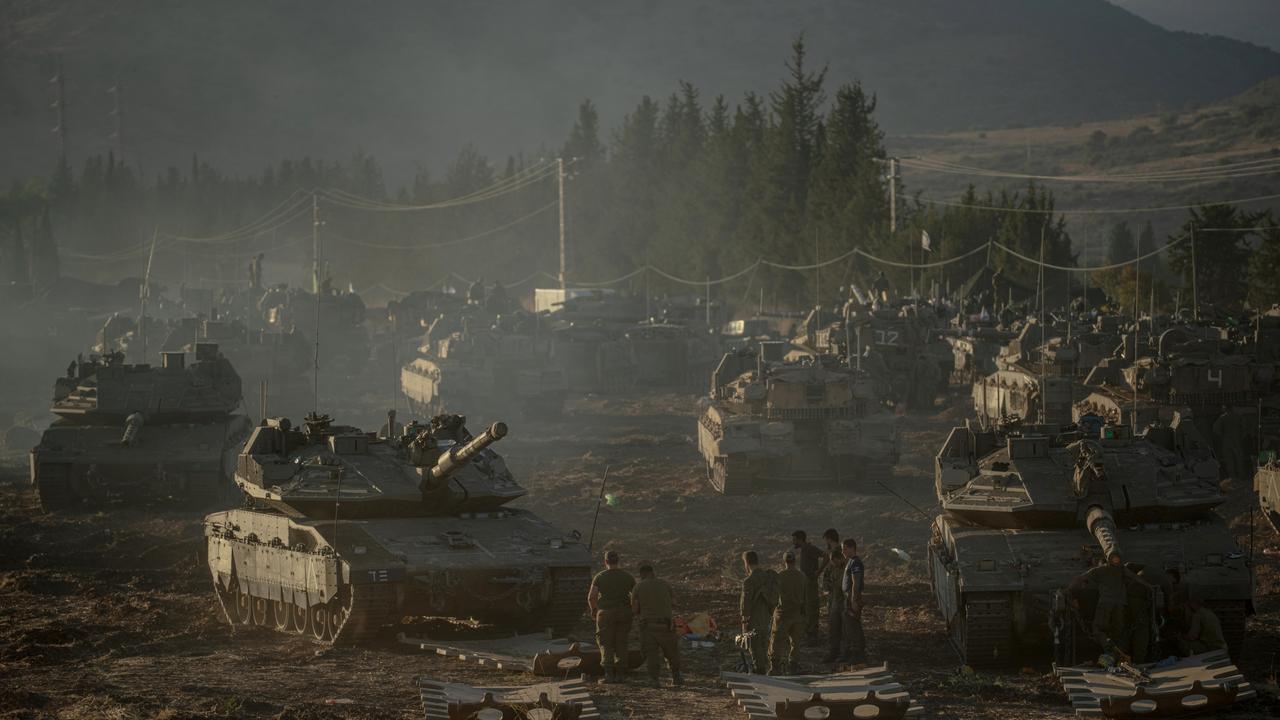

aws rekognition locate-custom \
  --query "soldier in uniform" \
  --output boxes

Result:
[1178,596,1227,656]
[631,563,682,687]
[1068,551,1147,660]
[791,531,823,640]
[821,547,846,663]
[770,551,808,675]
[588,550,636,683]
[1122,562,1157,662]
[739,551,777,674]
[839,538,867,665]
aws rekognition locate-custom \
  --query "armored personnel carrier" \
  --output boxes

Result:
[929,416,1252,668]
[402,311,566,417]
[697,343,899,494]
[30,343,253,510]
[205,413,590,643]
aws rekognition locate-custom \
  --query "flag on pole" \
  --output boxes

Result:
[921,229,932,252]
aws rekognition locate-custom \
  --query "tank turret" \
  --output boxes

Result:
[206,412,589,644]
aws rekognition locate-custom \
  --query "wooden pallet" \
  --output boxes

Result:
[416,676,599,720]
[1054,651,1257,717]
[721,666,924,719]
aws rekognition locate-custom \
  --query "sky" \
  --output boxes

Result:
[1112,0,1280,50]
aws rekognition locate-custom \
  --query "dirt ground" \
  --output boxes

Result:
[0,390,1277,719]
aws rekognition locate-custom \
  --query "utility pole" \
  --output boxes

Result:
[50,55,67,160]
[107,77,124,163]
[557,157,567,292]
[1190,225,1199,321]
[311,193,321,294]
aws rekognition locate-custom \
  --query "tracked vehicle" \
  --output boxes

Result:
[1257,459,1280,533]
[697,344,898,494]
[29,343,252,510]
[928,415,1252,668]
[205,413,590,643]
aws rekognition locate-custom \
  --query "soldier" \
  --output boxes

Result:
[1068,551,1145,660]
[770,551,808,675]
[588,550,636,683]
[1213,407,1249,483]
[839,538,867,665]
[1122,562,1157,662]
[1178,596,1227,656]
[631,563,682,688]
[739,551,777,674]
[819,525,849,661]
[791,530,823,640]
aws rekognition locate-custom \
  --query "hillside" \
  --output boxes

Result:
[887,74,1280,251]
[2,0,1279,183]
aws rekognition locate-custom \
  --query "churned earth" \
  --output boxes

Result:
[0,390,1276,719]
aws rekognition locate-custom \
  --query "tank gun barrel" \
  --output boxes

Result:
[1086,505,1121,560]
[429,422,507,481]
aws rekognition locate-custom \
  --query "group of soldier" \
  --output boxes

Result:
[586,528,869,689]
[1069,551,1228,664]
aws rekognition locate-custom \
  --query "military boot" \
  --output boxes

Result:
[599,666,616,684]
[671,669,684,687]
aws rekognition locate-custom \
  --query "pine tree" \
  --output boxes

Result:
[1105,222,1135,265]
[1168,204,1261,313]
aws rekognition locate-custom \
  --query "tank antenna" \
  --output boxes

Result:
[139,226,159,364]
[587,465,610,552]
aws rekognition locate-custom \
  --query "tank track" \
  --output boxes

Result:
[952,593,1013,670]
[529,567,593,637]
[34,471,79,512]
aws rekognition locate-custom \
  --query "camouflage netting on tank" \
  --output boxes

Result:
[416,676,598,720]
[1054,651,1256,717]
[721,667,923,719]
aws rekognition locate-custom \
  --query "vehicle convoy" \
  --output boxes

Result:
[401,310,567,418]
[928,415,1252,668]
[205,413,591,643]
[29,343,253,510]
[697,343,899,494]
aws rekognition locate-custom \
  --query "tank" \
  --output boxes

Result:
[696,343,899,494]
[928,415,1252,669]
[401,311,567,418]
[29,343,254,510]
[204,413,591,643]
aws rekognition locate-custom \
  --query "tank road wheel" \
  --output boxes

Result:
[235,587,253,626]
[273,598,292,632]
[252,596,272,627]
[310,604,332,642]
[293,603,310,635]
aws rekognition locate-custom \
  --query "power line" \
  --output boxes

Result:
[326,200,557,250]
[901,155,1280,183]
[918,191,1280,215]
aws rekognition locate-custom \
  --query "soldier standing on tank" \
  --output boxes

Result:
[588,550,636,683]
[770,551,808,675]
[839,538,868,666]
[739,551,777,674]
[631,563,682,688]
[791,530,823,641]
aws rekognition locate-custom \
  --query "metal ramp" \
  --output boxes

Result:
[721,666,924,719]
[416,676,599,720]
[399,632,642,677]
[1054,651,1256,717]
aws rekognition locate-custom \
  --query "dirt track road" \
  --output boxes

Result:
[1,391,1277,719]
